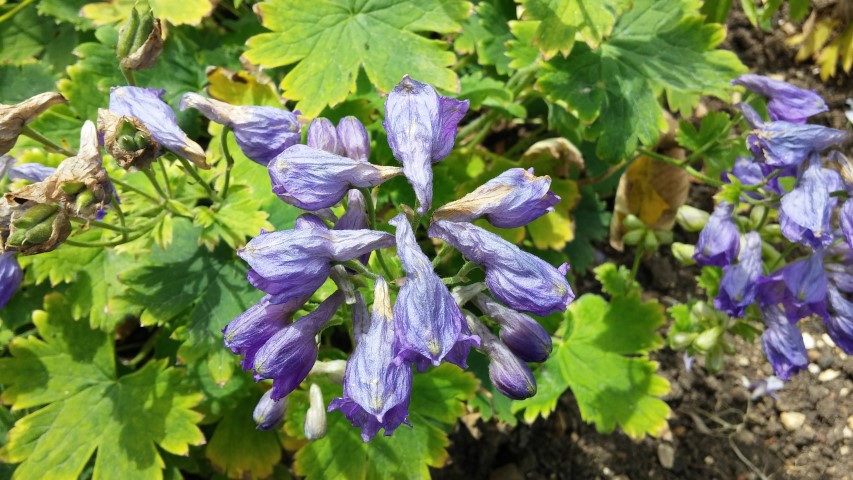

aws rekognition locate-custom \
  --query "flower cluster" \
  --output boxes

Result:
[696,74,850,380]
[223,76,573,440]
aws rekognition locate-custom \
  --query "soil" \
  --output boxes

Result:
[434,7,853,480]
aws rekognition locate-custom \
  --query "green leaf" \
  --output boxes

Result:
[538,0,746,161]
[58,30,125,121]
[458,72,526,118]
[0,294,205,479]
[699,0,732,24]
[244,0,470,117]
[38,0,94,28]
[0,64,56,103]
[457,0,516,74]
[148,0,214,25]
[564,187,610,274]
[677,111,740,179]
[193,185,273,250]
[206,393,282,479]
[593,262,640,298]
[0,4,55,64]
[519,0,628,58]
[506,20,540,70]
[409,363,479,425]
[513,293,670,439]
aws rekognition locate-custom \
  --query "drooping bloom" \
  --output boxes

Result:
[8,162,56,183]
[0,92,67,156]
[739,103,848,168]
[779,154,843,248]
[472,294,552,362]
[390,213,479,370]
[329,277,413,441]
[825,287,853,354]
[428,220,573,316]
[465,312,536,400]
[335,190,369,231]
[253,291,344,400]
[715,232,763,317]
[238,227,394,304]
[109,87,208,168]
[760,305,808,380]
[693,202,740,267]
[337,117,370,162]
[268,145,402,210]
[432,168,560,228]
[0,252,22,308]
[294,212,329,231]
[723,156,791,197]
[757,250,828,322]
[307,118,344,156]
[304,383,328,440]
[732,74,828,124]
[180,93,300,166]
[223,294,306,370]
[383,76,469,214]
[253,390,287,431]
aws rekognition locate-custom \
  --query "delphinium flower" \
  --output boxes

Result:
[0,251,22,308]
[304,383,327,440]
[757,250,829,322]
[180,92,300,166]
[759,305,808,380]
[825,286,853,353]
[253,390,287,431]
[779,154,842,249]
[107,86,208,168]
[465,311,537,399]
[432,168,560,227]
[692,201,739,267]
[384,76,469,214]
[223,294,305,370]
[471,293,552,362]
[329,277,413,441]
[732,74,828,124]
[390,213,479,370]
[429,220,572,316]
[715,232,763,317]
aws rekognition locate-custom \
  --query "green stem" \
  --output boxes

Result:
[142,169,169,201]
[65,229,149,248]
[503,124,546,158]
[0,0,36,24]
[21,126,77,156]
[637,148,724,187]
[631,246,644,279]
[121,68,137,87]
[177,157,218,202]
[110,177,160,203]
[158,159,173,198]
[341,260,379,280]
[767,243,797,272]
[125,331,159,367]
[432,243,454,267]
[110,192,129,241]
[441,261,478,285]
[70,216,133,233]
[358,187,395,280]
[220,126,235,199]
[578,158,631,187]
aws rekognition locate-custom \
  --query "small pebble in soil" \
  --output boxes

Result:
[818,369,841,382]
[704,456,714,465]
[841,387,850,397]
[822,333,836,348]
[848,415,853,431]
[803,332,816,350]
[844,426,853,439]
[818,352,834,369]
[780,412,807,431]
[657,444,675,469]
[807,363,821,375]
[841,446,850,456]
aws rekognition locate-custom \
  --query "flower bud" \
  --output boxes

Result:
[0,252,22,308]
[307,118,344,156]
[337,116,370,162]
[466,313,536,400]
[253,390,287,431]
[671,242,696,266]
[704,345,724,372]
[676,205,709,232]
[621,229,644,246]
[623,214,646,230]
[642,230,659,251]
[654,229,673,245]
[669,332,697,350]
[693,326,723,353]
[116,5,163,71]
[304,383,327,440]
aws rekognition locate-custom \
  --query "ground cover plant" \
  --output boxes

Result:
[0,0,851,479]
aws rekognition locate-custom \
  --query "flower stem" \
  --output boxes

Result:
[220,126,235,199]
[20,126,77,156]
[441,261,478,285]
[142,168,169,201]
[177,156,218,202]
[358,187,395,280]
[341,260,379,280]
[110,177,160,203]
[111,192,129,241]
[0,0,36,24]
[631,245,645,279]
[637,148,724,187]
[157,159,173,198]
[121,68,137,87]
[69,216,134,233]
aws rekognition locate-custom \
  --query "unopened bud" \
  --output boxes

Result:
[694,326,723,352]
[74,189,98,214]
[705,345,724,372]
[308,360,347,384]
[654,229,673,245]
[337,116,370,162]
[304,383,327,440]
[676,205,709,232]
[671,242,697,266]
[670,332,697,350]
[749,205,767,229]
[623,214,646,231]
[622,229,644,246]
[307,118,343,156]
[642,230,659,251]
[253,390,287,431]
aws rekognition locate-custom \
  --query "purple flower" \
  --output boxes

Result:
[335,190,369,231]
[739,103,848,168]
[732,74,828,124]
[779,155,842,249]
[268,145,402,210]
[253,390,287,431]
[294,213,329,231]
[840,201,853,251]
[693,202,739,267]
[723,156,791,197]
[307,118,344,156]
[760,305,808,380]
[432,168,560,228]
[472,293,552,362]
[329,277,413,441]
[180,93,300,166]
[715,232,763,317]
[390,213,479,370]
[429,220,573,316]
[238,227,394,303]
[0,252,22,308]
[223,294,306,370]
[7,162,56,183]
[825,287,853,354]
[465,312,536,400]
[383,76,469,214]
[337,117,370,162]
[757,251,829,322]
[109,87,208,168]
[253,291,344,400]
